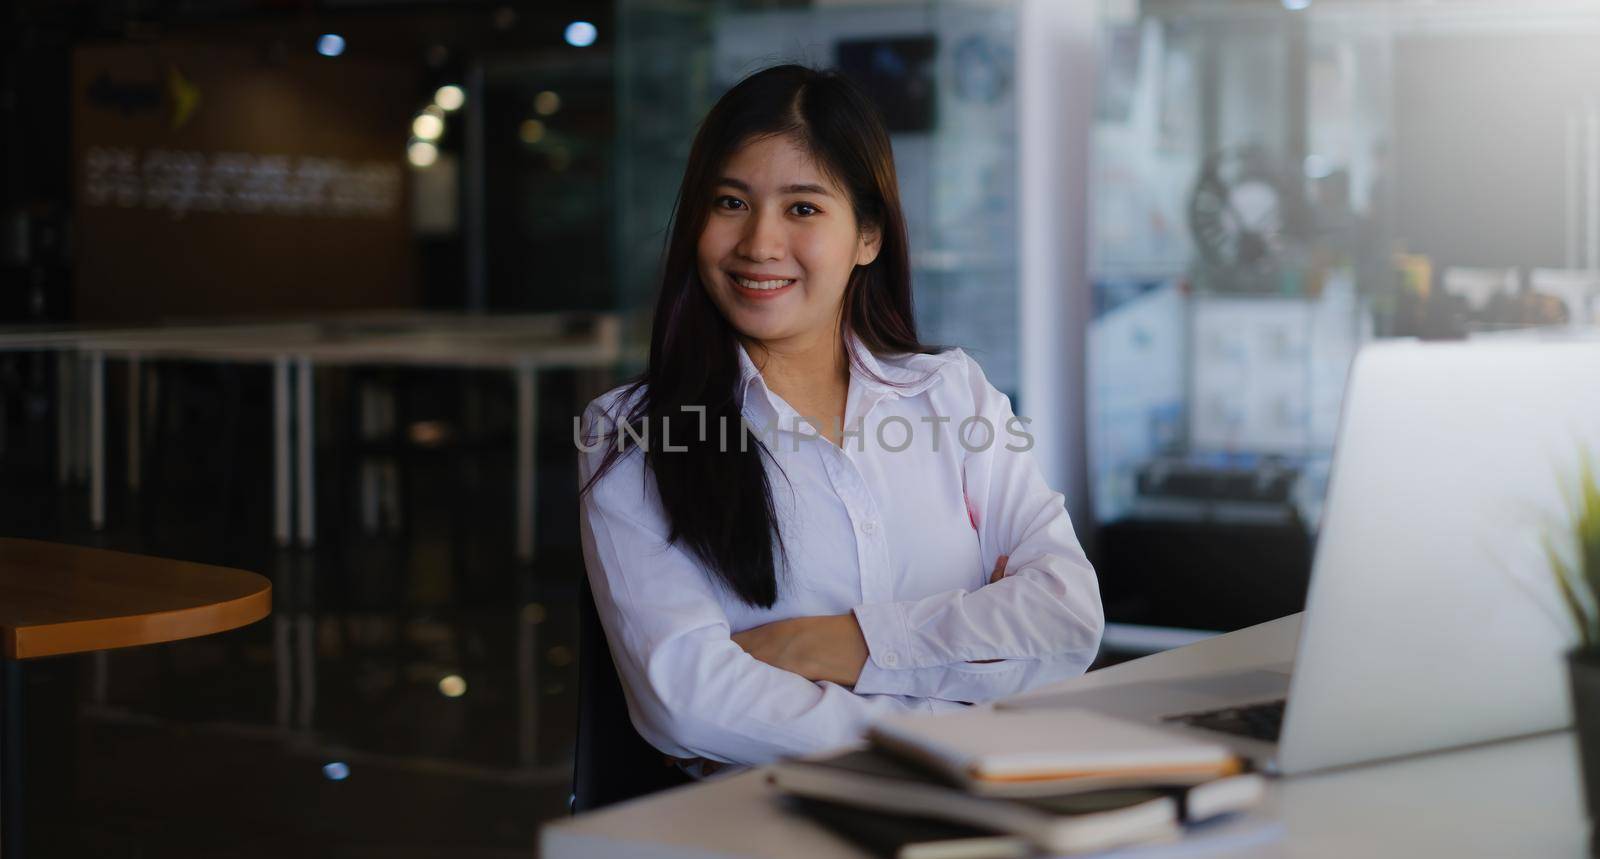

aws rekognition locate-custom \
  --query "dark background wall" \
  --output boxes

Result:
[71,40,419,321]
[3,0,618,325]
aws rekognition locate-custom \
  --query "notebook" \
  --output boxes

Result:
[784,796,1032,859]
[769,748,1179,855]
[867,708,1244,797]
[769,748,1265,855]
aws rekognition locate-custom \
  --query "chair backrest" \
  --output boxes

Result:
[571,574,692,814]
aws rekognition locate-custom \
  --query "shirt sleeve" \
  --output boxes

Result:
[577,398,967,767]
[850,352,1105,703]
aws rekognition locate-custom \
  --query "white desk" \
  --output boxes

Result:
[540,614,1588,858]
[91,315,620,560]
[0,314,620,562]
[0,321,319,518]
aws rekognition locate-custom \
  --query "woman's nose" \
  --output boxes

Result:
[735,208,786,261]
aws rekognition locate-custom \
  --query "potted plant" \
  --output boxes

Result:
[1551,453,1600,854]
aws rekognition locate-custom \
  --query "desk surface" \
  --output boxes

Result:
[86,315,621,369]
[0,321,319,351]
[0,539,272,660]
[541,614,1587,858]
[87,330,621,368]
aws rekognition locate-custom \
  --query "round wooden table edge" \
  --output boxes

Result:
[7,581,273,660]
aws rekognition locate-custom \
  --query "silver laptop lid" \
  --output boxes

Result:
[1278,338,1598,774]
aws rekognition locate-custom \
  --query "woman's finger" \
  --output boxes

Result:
[990,553,1009,584]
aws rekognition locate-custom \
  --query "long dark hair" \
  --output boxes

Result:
[581,64,945,608]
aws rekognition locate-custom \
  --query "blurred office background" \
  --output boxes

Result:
[1,0,1598,855]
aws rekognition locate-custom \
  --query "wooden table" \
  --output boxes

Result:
[0,538,273,856]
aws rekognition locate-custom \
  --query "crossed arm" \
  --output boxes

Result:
[731,555,1010,686]
[579,352,1102,767]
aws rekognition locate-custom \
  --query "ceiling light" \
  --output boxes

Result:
[412,113,444,141]
[407,140,439,168]
[438,675,467,698]
[564,21,597,48]
[434,84,466,112]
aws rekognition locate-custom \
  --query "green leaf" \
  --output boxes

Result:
[1546,533,1593,649]
[1580,453,1600,618]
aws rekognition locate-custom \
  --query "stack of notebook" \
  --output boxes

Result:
[767,709,1265,858]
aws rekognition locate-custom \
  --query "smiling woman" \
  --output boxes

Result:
[698,136,881,345]
[575,65,1103,775]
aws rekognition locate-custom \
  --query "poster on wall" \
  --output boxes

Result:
[71,42,419,322]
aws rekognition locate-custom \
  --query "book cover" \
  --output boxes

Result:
[769,748,1180,854]
[868,709,1241,793]
[784,795,1032,859]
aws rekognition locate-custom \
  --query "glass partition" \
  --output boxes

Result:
[1088,0,1600,631]
[617,0,1023,394]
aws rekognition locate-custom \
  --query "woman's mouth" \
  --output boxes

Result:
[729,273,797,299]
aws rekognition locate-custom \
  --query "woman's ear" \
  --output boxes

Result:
[855,226,883,267]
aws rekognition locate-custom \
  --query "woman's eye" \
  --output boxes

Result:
[791,202,820,217]
[715,196,746,211]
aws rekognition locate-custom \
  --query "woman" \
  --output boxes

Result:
[576,65,1102,771]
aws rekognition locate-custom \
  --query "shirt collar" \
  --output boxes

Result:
[735,330,956,414]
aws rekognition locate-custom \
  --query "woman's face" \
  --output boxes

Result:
[697,133,881,350]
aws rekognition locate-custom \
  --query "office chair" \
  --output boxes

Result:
[571,574,692,813]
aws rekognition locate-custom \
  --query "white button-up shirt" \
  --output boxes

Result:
[576,333,1104,766]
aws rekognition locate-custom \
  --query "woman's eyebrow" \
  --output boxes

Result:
[715,177,833,197]
[779,183,832,197]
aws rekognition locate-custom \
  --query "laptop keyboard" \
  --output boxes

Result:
[1164,699,1286,742]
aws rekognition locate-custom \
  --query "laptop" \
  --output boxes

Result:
[1004,338,1600,775]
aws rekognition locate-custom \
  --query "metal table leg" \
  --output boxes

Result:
[359,382,378,534]
[72,354,87,484]
[273,553,292,730]
[515,363,537,564]
[296,605,315,731]
[296,357,315,548]
[88,352,105,531]
[273,358,291,547]
[55,354,71,487]
[126,356,141,493]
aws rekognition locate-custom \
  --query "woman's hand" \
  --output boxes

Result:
[988,553,1009,585]
[731,555,1013,682]
[968,554,1008,664]
[732,613,869,687]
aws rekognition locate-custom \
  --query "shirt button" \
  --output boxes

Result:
[882,652,899,667]
[860,520,879,535]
